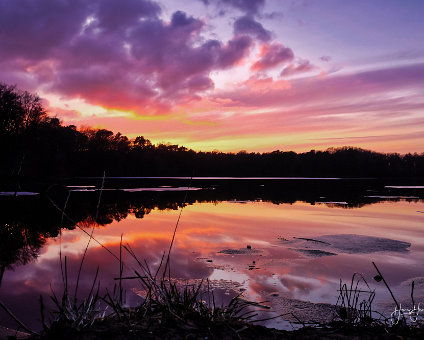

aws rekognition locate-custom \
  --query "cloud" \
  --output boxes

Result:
[280,59,316,77]
[234,15,271,41]
[95,0,161,31]
[217,35,253,68]
[199,0,265,15]
[3,0,422,154]
[217,63,424,109]
[251,43,294,71]
[168,62,424,151]
[0,0,88,61]
[0,1,254,114]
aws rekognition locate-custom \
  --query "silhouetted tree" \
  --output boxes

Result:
[0,83,47,137]
[1,82,424,179]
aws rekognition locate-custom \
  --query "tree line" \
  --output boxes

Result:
[1,82,424,179]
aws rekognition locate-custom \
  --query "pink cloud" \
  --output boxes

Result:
[280,59,316,77]
[48,107,81,120]
[216,63,424,109]
[251,43,294,71]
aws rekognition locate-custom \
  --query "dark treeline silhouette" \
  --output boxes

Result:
[1,82,424,179]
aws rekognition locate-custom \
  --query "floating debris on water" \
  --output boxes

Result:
[66,185,96,188]
[293,237,331,245]
[262,293,337,324]
[365,195,420,199]
[277,236,289,241]
[286,234,411,255]
[385,186,424,189]
[292,249,337,257]
[218,248,262,255]
[0,191,39,196]
[122,187,203,192]
[316,201,348,205]
[248,260,260,270]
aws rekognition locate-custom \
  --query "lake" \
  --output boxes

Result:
[1,177,424,330]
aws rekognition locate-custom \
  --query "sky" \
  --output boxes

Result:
[1,0,424,153]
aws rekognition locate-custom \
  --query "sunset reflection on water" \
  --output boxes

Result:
[1,198,423,330]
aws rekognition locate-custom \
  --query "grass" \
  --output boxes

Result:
[37,235,280,338]
[32,260,424,339]
[30,227,423,339]
[328,263,424,340]
[30,178,282,339]
[335,273,375,325]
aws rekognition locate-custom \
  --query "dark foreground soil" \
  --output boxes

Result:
[5,318,419,340]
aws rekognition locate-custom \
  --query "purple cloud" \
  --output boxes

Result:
[0,1,254,113]
[0,0,88,60]
[234,15,271,41]
[320,56,332,62]
[217,35,252,68]
[200,0,265,14]
[251,43,294,71]
[95,0,160,31]
[280,59,316,77]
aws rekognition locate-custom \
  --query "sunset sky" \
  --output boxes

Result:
[1,0,423,153]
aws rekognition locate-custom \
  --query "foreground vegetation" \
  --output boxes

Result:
[12,259,424,339]
[2,82,424,179]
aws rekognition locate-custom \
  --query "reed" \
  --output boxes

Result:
[35,177,276,338]
[336,273,375,325]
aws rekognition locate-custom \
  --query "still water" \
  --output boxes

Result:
[0,178,423,330]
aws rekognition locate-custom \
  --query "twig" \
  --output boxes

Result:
[75,170,106,300]
[74,225,95,301]
[0,298,38,335]
[113,276,146,280]
[59,191,71,290]
[14,153,25,197]
[372,262,402,315]
[39,295,48,331]
[293,237,331,245]
[119,234,124,305]
[411,280,415,308]
[61,190,71,227]
[163,176,193,280]
[95,171,106,222]
[47,196,120,262]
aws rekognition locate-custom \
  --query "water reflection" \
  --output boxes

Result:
[0,179,423,330]
[0,195,67,282]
